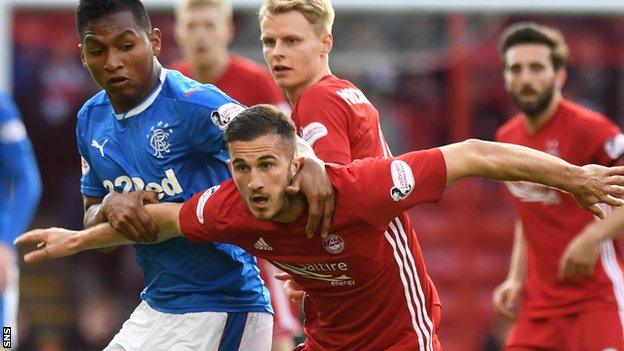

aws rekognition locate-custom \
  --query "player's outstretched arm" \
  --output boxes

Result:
[440,139,624,218]
[15,203,183,264]
[559,205,624,281]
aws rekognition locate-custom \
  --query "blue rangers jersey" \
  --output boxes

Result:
[76,68,271,314]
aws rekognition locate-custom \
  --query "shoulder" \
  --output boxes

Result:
[160,69,237,112]
[298,76,354,108]
[229,56,270,76]
[561,99,617,128]
[189,180,245,226]
[77,90,109,122]
[495,114,524,141]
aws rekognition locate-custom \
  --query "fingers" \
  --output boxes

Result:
[306,201,322,238]
[14,229,45,246]
[286,172,302,196]
[135,208,159,242]
[319,193,335,239]
[608,166,624,176]
[589,204,605,219]
[117,220,149,243]
[24,248,49,264]
[558,259,594,281]
[141,190,160,204]
[274,272,292,281]
[605,193,624,207]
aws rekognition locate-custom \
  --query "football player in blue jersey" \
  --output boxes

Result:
[0,92,41,346]
[73,0,333,350]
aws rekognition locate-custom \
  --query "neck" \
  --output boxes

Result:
[272,194,306,224]
[111,61,160,113]
[523,93,562,134]
[191,52,230,84]
[286,65,332,105]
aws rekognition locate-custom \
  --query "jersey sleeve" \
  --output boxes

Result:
[186,88,246,155]
[178,184,229,243]
[337,148,447,229]
[297,89,352,164]
[75,108,108,197]
[0,93,42,245]
[588,116,624,166]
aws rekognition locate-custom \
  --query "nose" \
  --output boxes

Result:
[271,41,286,60]
[248,168,264,191]
[104,49,123,72]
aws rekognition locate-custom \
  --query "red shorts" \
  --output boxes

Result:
[505,308,624,351]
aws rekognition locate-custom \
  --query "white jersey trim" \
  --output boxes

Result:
[115,65,167,120]
[600,240,624,334]
[384,217,433,351]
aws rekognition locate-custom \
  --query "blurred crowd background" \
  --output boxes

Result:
[9,5,624,351]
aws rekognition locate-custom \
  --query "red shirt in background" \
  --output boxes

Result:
[497,99,624,318]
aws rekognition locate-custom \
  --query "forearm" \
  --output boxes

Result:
[442,139,580,190]
[506,221,527,282]
[84,203,105,229]
[581,206,624,242]
[76,203,183,250]
[295,135,317,159]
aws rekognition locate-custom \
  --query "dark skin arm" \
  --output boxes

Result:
[83,191,159,243]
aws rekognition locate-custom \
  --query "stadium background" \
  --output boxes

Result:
[2,0,624,349]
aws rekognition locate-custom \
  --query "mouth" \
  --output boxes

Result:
[108,76,130,89]
[273,65,291,74]
[250,194,269,208]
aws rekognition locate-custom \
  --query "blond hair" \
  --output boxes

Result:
[176,0,233,22]
[259,0,335,34]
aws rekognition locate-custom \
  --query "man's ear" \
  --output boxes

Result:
[79,44,88,69]
[150,28,162,56]
[292,156,305,175]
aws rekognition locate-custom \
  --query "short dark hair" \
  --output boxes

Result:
[499,21,569,70]
[76,0,152,40]
[224,104,296,154]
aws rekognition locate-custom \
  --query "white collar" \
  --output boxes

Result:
[114,66,167,120]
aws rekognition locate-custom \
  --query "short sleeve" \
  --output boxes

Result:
[590,117,624,166]
[186,92,246,155]
[337,148,447,229]
[178,184,228,243]
[76,109,108,197]
[296,90,352,164]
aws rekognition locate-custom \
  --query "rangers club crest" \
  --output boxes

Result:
[323,232,345,254]
[147,121,173,159]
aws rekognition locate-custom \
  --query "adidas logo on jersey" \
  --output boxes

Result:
[253,237,273,251]
[102,169,183,200]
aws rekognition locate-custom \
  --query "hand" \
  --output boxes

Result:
[0,244,14,293]
[558,231,600,281]
[572,165,624,219]
[274,272,305,305]
[98,191,159,242]
[14,228,81,264]
[492,278,523,319]
[286,157,335,238]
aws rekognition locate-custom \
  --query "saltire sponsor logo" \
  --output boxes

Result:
[390,160,415,201]
[196,185,220,224]
[272,261,355,286]
[384,217,434,351]
[300,122,328,147]
[211,102,245,130]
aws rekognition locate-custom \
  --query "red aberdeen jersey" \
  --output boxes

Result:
[497,99,624,318]
[170,55,285,107]
[291,75,392,164]
[179,149,447,351]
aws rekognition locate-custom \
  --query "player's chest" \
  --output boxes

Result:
[242,226,387,291]
[85,116,195,195]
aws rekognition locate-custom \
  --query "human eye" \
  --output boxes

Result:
[234,164,250,173]
[122,43,134,51]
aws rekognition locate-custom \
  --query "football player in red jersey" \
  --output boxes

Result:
[492,22,624,350]
[171,0,288,109]
[172,1,301,349]
[16,105,624,351]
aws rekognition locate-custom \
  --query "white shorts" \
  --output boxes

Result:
[104,301,273,351]
[2,259,19,346]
